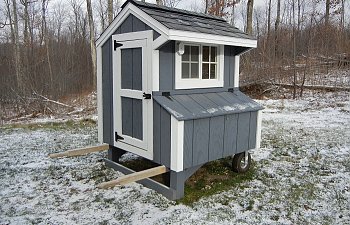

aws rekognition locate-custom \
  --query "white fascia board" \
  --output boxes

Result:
[168,30,257,48]
[96,2,169,48]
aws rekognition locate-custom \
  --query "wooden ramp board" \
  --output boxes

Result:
[97,165,167,189]
[49,144,109,158]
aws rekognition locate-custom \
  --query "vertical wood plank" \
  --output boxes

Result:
[102,39,113,144]
[224,46,230,87]
[132,15,146,32]
[183,120,193,169]
[120,15,133,33]
[236,112,250,153]
[229,46,235,87]
[132,48,142,90]
[192,118,209,165]
[132,99,143,140]
[153,102,161,163]
[121,49,132,89]
[160,108,171,167]
[159,41,175,90]
[209,116,225,161]
[249,111,258,149]
[223,114,238,157]
[122,97,133,137]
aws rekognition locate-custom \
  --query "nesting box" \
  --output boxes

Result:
[96,0,262,200]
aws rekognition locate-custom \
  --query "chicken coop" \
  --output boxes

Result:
[96,0,263,200]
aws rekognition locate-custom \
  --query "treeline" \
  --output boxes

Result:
[0,0,349,106]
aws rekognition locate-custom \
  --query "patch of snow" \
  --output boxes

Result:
[1,90,349,224]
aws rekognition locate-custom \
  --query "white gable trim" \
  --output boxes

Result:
[168,30,257,48]
[96,2,169,48]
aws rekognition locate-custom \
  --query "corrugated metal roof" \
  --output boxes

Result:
[153,91,263,121]
[124,0,255,40]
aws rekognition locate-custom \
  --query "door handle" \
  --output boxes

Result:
[143,92,151,99]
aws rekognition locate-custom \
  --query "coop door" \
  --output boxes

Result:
[112,31,153,159]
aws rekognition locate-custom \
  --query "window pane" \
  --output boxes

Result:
[191,63,199,78]
[211,47,217,62]
[191,46,199,61]
[202,46,209,62]
[202,63,209,79]
[182,63,189,78]
[182,45,190,61]
[210,64,216,79]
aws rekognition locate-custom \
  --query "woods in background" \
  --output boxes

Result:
[0,0,349,110]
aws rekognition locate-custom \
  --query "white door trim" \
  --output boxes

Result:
[112,30,153,160]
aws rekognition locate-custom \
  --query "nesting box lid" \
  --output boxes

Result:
[153,91,263,121]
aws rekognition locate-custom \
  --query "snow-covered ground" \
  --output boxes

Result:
[1,91,349,225]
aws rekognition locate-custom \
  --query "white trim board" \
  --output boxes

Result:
[96,46,103,143]
[171,116,184,172]
[169,30,257,48]
[256,110,262,149]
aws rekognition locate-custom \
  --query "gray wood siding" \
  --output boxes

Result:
[102,39,113,145]
[121,48,142,90]
[224,45,235,87]
[159,41,175,91]
[121,97,143,140]
[153,101,171,168]
[183,111,258,169]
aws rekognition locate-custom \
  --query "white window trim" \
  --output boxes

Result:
[175,42,224,89]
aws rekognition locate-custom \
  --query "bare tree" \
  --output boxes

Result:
[11,0,23,92]
[108,0,113,24]
[246,0,254,35]
[156,0,163,6]
[267,0,272,38]
[274,0,280,59]
[325,0,330,26]
[86,0,97,89]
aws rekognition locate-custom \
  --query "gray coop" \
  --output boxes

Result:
[96,0,263,200]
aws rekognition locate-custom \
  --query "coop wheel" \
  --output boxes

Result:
[232,152,251,173]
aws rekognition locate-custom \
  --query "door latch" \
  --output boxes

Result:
[143,92,151,99]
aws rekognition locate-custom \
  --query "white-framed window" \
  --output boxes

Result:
[175,42,224,89]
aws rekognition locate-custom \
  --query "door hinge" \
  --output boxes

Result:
[114,40,123,50]
[115,132,124,142]
[143,92,152,99]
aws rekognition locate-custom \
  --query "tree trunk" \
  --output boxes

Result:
[325,0,330,26]
[108,0,113,24]
[86,0,97,89]
[246,0,254,35]
[267,0,271,38]
[340,0,345,29]
[42,0,54,94]
[292,0,297,99]
[274,0,281,60]
[11,0,23,92]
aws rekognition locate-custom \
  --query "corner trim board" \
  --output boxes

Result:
[171,116,184,172]
[256,110,262,149]
[234,55,240,88]
[97,46,103,143]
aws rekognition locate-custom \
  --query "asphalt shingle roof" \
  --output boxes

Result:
[123,0,256,40]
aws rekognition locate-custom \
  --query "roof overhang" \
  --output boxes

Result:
[168,30,257,48]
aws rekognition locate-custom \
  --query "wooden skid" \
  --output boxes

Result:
[49,144,109,158]
[97,165,167,189]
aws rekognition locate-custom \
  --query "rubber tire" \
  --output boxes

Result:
[232,152,252,173]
